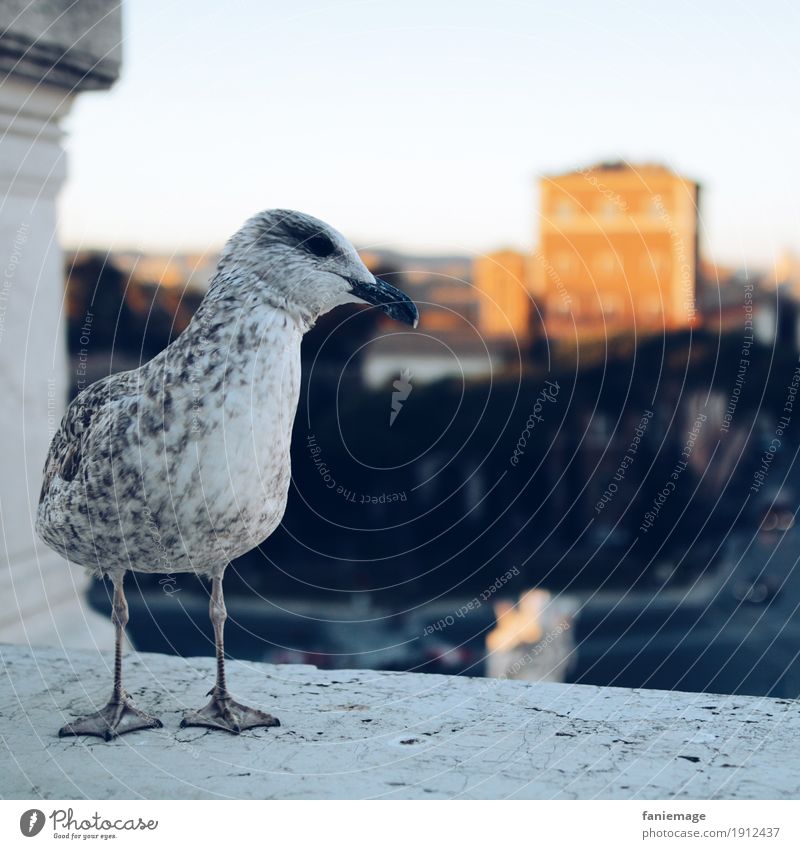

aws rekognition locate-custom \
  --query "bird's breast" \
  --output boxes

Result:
[176,317,303,543]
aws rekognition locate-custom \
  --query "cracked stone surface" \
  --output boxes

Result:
[1,644,797,799]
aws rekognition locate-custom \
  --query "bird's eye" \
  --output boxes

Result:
[304,233,336,258]
[274,217,338,258]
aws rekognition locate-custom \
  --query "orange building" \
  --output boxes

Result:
[533,162,700,338]
[473,249,532,339]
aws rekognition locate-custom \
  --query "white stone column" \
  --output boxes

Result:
[0,1,122,646]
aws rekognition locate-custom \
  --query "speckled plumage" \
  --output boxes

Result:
[37,299,301,579]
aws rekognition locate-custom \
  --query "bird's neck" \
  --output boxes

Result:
[202,266,317,331]
[172,292,304,377]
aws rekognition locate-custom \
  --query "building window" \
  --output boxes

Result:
[602,295,623,317]
[555,252,575,275]
[600,200,618,221]
[649,197,665,220]
[595,251,618,276]
[642,253,667,275]
[555,200,575,221]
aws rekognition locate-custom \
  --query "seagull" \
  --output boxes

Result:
[37,209,418,740]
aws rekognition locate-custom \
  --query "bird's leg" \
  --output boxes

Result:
[59,574,163,741]
[181,576,280,734]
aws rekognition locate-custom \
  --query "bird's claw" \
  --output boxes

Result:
[59,694,163,741]
[181,693,280,734]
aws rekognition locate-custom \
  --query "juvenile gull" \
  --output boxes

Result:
[37,209,418,739]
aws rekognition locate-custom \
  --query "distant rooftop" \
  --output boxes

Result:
[587,160,672,172]
[543,160,692,181]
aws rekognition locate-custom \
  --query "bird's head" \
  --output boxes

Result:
[214,209,418,330]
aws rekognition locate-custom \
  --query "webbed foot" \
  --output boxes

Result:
[180,691,280,734]
[59,694,163,741]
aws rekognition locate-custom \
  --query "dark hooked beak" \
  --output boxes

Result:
[347,275,419,328]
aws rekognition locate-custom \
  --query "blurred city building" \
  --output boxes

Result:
[697,259,742,336]
[63,251,205,394]
[533,161,700,339]
[772,251,800,295]
[352,251,518,387]
[112,251,218,292]
[472,249,533,341]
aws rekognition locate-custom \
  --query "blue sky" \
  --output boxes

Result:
[60,0,799,267]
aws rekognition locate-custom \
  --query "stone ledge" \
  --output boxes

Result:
[0,644,796,800]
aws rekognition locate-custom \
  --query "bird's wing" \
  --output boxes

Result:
[39,369,141,503]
